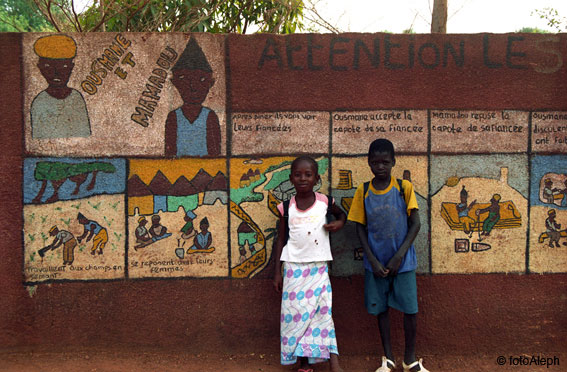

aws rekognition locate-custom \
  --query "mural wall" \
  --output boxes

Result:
[19,32,567,285]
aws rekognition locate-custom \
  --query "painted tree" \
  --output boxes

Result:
[33,161,116,204]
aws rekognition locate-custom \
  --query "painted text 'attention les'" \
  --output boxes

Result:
[258,35,563,73]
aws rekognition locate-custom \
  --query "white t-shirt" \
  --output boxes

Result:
[277,193,333,263]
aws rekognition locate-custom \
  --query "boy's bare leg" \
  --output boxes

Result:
[403,313,418,371]
[329,353,344,372]
[378,310,394,362]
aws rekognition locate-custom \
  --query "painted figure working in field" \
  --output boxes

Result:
[456,186,476,238]
[31,35,91,139]
[475,194,501,239]
[38,225,77,265]
[545,209,563,248]
[77,213,107,255]
[165,37,221,157]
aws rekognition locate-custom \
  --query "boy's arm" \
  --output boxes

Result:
[355,222,389,277]
[323,201,346,232]
[164,111,177,157]
[386,208,421,275]
[273,213,286,293]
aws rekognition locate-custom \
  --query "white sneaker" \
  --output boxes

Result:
[375,356,396,372]
[403,358,430,372]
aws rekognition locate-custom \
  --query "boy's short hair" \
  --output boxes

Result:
[291,156,318,173]
[368,139,395,160]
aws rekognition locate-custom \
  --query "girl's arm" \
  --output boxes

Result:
[355,222,389,277]
[324,201,346,232]
[273,213,286,293]
[386,209,421,275]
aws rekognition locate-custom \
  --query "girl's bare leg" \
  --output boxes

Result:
[330,353,344,372]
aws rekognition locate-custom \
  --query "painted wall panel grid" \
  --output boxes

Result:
[13,32,567,285]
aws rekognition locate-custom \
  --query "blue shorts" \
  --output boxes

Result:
[364,270,418,315]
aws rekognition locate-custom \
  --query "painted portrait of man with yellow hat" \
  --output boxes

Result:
[31,34,91,139]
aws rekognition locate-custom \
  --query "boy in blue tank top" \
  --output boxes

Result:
[348,139,429,372]
[165,37,221,157]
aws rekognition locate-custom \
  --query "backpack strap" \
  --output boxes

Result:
[325,194,333,224]
[363,182,370,222]
[282,199,290,245]
[397,178,406,205]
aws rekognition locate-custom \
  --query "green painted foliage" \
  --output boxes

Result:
[34,161,117,181]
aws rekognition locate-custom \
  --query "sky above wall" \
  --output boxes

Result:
[72,0,567,34]
[316,0,567,33]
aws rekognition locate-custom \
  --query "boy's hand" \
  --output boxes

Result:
[386,253,403,276]
[273,272,283,293]
[370,259,389,277]
[323,220,344,232]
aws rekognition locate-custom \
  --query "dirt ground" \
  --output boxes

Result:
[1,348,565,372]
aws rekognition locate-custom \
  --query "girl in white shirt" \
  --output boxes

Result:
[273,156,346,372]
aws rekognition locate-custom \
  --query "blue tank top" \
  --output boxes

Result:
[175,107,210,156]
[86,221,103,235]
[364,186,417,273]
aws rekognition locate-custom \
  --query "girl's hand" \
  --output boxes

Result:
[273,272,283,293]
[323,220,344,232]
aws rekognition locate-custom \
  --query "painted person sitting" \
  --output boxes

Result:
[135,216,153,243]
[149,215,172,241]
[189,217,214,252]
[475,194,501,239]
[545,209,563,248]
[456,186,476,237]
[180,210,197,239]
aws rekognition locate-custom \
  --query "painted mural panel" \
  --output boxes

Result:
[14,33,567,283]
[330,156,430,275]
[23,33,226,157]
[331,110,427,154]
[430,110,528,153]
[431,155,528,273]
[231,112,329,155]
[229,157,330,278]
[529,155,567,273]
[531,112,567,153]
[23,158,126,283]
[127,159,228,278]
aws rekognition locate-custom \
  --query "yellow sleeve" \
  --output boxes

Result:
[401,179,419,216]
[347,183,367,225]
